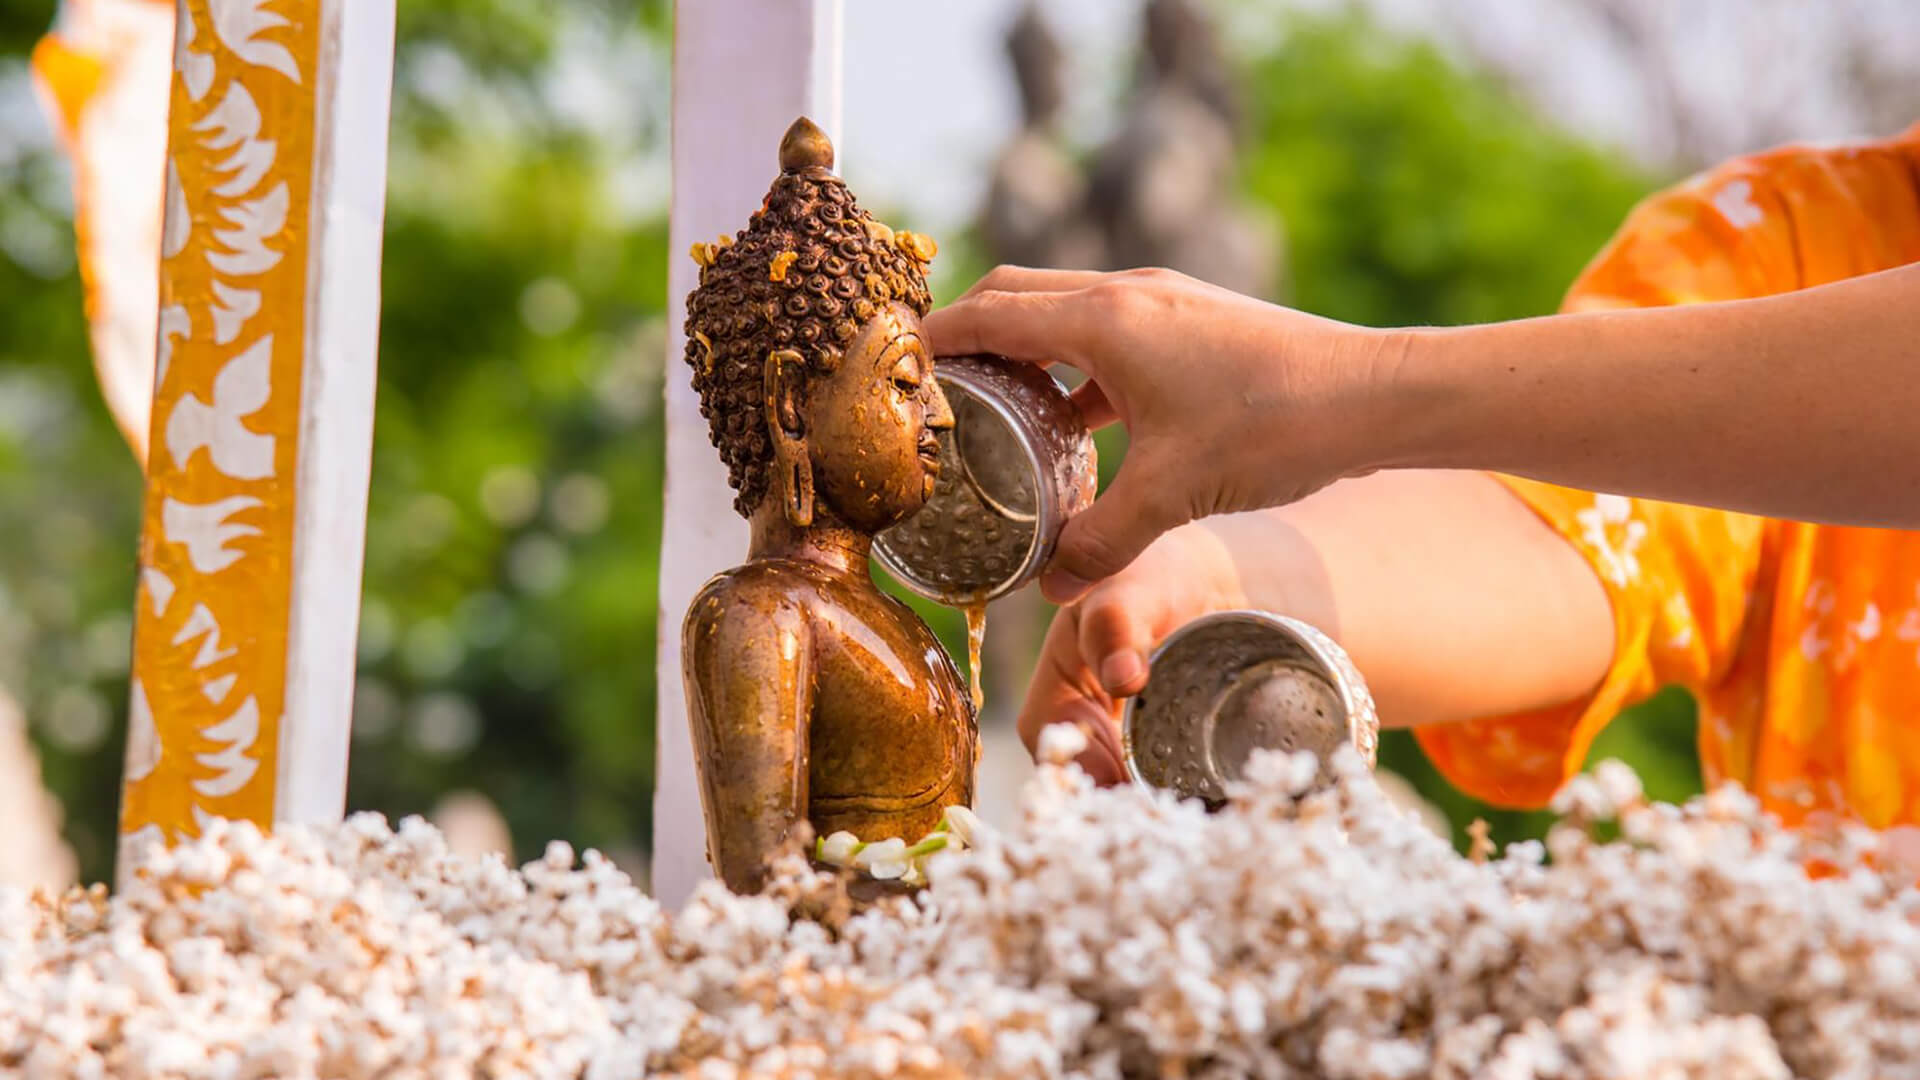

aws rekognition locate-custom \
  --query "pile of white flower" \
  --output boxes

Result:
[7,724,1920,1079]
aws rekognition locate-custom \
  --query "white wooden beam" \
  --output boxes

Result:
[118,0,396,879]
[280,0,398,827]
[654,0,845,909]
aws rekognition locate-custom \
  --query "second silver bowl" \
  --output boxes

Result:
[1122,610,1378,805]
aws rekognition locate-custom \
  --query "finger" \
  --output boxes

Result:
[1017,604,1095,754]
[1068,705,1128,786]
[1016,604,1128,787]
[1031,710,1127,787]
[1067,379,1119,430]
[956,265,1109,301]
[1043,451,1190,604]
[1075,590,1159,697]
[923,289,1086,364]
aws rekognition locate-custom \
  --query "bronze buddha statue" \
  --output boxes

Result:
[681,117,978,894]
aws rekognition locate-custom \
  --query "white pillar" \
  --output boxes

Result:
[654,0,845,908]
[118,0,396,878]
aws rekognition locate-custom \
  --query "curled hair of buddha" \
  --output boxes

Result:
[684,116,938,516]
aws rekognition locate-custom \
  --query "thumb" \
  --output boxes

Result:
[1043,451,1188,604]
[1075,586,1162,697]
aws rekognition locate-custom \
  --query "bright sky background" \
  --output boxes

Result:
[837,0,1920,238]
[11,1,1912,247]
[835,0,1628,237]
[842,0,1148,237]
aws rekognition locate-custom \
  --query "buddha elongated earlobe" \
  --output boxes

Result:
[765,349,814,527]
[777,439,814,527]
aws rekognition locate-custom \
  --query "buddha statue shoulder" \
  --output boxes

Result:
[680,117,978,894]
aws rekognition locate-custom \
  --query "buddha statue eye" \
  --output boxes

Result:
[889,356,922,394]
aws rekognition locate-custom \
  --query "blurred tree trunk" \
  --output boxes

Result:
[973,0,1284,767]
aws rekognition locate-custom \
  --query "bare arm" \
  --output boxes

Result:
[1020,469,1612,783]
[682,589,813,892]
[1394,262,1920,525]
[927,262,1920,602]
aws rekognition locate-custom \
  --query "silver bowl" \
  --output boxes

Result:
[875,355,1097,605]
[1122,610,1378,804]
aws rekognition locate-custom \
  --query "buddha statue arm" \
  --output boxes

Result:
[682,589,815,893]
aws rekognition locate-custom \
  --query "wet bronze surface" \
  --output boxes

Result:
[680,117,977,893]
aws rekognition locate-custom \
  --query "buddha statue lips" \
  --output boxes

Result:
[679,117,977,894]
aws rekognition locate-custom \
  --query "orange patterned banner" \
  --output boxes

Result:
[31,0,176,464]
[121,0,321,847]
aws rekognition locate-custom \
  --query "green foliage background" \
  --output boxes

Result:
[0,3,1701,883]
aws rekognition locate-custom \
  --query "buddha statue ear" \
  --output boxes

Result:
[764,348,814,527]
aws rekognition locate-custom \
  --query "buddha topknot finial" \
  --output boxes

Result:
[779,115,835,172]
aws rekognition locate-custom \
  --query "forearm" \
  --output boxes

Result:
[1392,262,1920,526]
[1210,470,1612,728]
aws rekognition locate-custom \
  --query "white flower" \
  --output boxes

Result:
[11,713,1917,1075]
[1592,760,1644,809]
[852,837,910,880]
[1035,721,1088,764]
[941,805,982,848]
[816,831,861,867]
[1575,494,1648,587]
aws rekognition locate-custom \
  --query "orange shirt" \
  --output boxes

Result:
[1417,123,1920,834]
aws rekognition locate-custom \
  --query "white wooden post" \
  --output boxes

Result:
[118,0,396,877]
[654,0,845,908]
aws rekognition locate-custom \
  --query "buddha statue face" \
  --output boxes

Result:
[769,302,954,535]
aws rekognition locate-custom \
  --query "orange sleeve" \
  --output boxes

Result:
[1414,165,1795,808]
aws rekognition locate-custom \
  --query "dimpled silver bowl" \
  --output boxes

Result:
[1123,610,1379,805]
[876,354,1097,605]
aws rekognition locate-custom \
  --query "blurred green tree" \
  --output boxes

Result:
[311,0,675,876]
[0,0,140,879]
[0,0,674,882]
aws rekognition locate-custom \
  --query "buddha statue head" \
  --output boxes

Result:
[684,116,951,539]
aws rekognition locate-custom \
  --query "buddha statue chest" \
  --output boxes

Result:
[799,571,977,840]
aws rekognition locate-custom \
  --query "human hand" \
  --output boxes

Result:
[1014,522,1250,785]
[924,266,1410,604]
[1014,468,1619,778]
